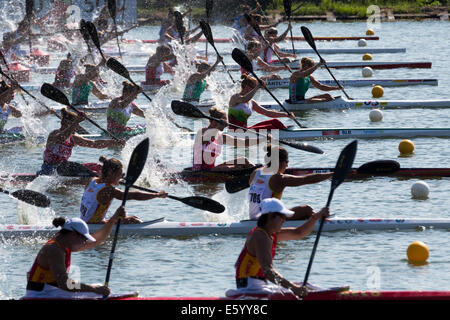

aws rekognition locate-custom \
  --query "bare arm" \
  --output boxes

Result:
[72,134,124,149]
[269,172,332,193]
[289,62,322,83]
[277,207,330,241]
[310,75,341,91]
[252,99,293,119]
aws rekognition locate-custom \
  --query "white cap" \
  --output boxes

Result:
[260,198,294,217]
[62,218,96,242]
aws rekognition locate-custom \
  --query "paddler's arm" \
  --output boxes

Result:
[273,43,296,59]
[46,245,110,296]
[72,134,125,148]
[252,100,295,119]
[8,105,22,118]
[270,172,333,191]
[47,113,86,145]
[272,24,292,43]
[256,57,288,72]
[81,206,126,250]
[277,207,330,241]
[289,61,324,83]
[91,83,110,100]
[111,187,167,202]
[310,75,342,91]
[185,30,203,44]
[222,132,262,147]
[229,83,262,106]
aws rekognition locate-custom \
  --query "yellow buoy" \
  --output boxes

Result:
[362,53,373,61]
[407,241,429,263]
[371,85,384,98]
[398,139,415,154]
[366,29,375,36]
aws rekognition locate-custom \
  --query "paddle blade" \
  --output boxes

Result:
[199,20,213,46]
[174,11,185,44]
[300,26,317,51]
[41,83,70,107]
[25,0,34,17]
[328,140,357,202]
[106,57,130,79]
[11,190,51,208]
[56,162,97,177]
[356,160,400,175]
[283,0,292,17]
[86,21,101,50]
[107,0,117,18]
[171,100,205,118]
[206,0,214,18]
[181,196,225,213]
[280,140,324,154]
[244,13,262,38]
[232,48,253,74]
[123,138,149,188]
[225,177,250,194]
[79,19,90,42]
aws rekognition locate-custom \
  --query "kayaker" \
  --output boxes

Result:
[22,206,126,299]
[36,108,124,176]
[261,27,297,64]
[228,74,295,131]
[232,4,261,37]
[192,107,262,172]
[72,63,110,106]
[244,14,279,42]
[106,81,146,135]
[289,57,341,103]
[243,39,289,81]
[248,144,332,220]
[143,45,175,86]
[182,56,222,103]
[0,81,22,133]
[229,197,330,298]
[80,156,167,224]
[52,54,75,90]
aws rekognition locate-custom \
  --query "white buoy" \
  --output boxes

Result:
[411,181,430,199]
[362,67,373,77]
[369,109,383,122]
[358,39,367,47]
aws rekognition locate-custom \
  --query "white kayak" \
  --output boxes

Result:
[1,218,449,238]
[260,96,450,111]
[265,78,438,89]
[279,47,406,54]
[32,60,432,74]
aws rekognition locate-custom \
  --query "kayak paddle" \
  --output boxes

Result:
[300,26,352,100]
[205,0,213,57]
[40,83,121,141]
[174,11,185,45]
[171,100,323,154]
[125,184,225,214]
[244,14,292,73]
[104,137,149,297]
[283,0,296,56]
[303,140,357,287]
[231,48,306,129]
[1,188,51,208]
[85,21,107,61]
[107,0,123,60]
[79,19,94,60]
[56,161,224,213]
[225,159,400,194]
[199,20,235,83]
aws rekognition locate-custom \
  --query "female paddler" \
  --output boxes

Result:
[80,156,167,224]
[106,82,146,136]
[36,108,124,175]
[182,56,222,103]
[289,57,341,104]
[22,206,126,299]
[228,197,330,298]
[143,44,175,86]
[0,81,22,133]
[72,63,109,106]
[228,74,295,131]
[193,107,263,172]
[247,144,332,220]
